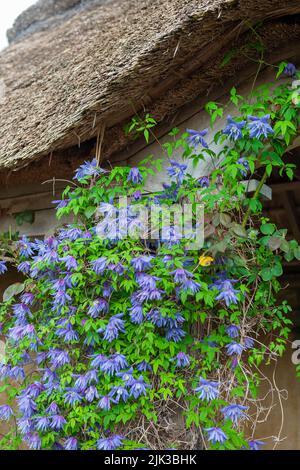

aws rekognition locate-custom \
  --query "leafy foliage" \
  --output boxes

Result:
[0,63,300,450]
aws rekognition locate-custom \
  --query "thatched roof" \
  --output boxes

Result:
[0,0,300,175]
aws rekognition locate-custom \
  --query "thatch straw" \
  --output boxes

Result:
[0,0,300,173]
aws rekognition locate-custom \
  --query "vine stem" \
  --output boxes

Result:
[242,169,268,228]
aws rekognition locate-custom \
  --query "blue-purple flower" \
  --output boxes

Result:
[223,116,246,141]
[283,63,297,78]
[130,376,151,399]
[101,313,125,342]
[187,129,208,149]
[172,352,190,368]
[98,395,115,410]
[64,389,83,406]
[128,167,143,184]
[131,255,153,272]
[60,255,78,271]
[167,160,187,185]
[225,342,244,356]
[249,439,265,450]
[50,415,67,430]
[136,360,152,372]
[221,404,248,424]
[74,158,103,181]
[0,404,14,421]
[244,336,254,349]
[165,327,186,343]
[205,427,227,445]
[35,416,50,431]
[97,435,123,450]
[91,257,107,275]
[171,268,193,284]
[237,157,250,177]
[85,386,99,402]
[129,304,144,324]
[248,115,274,139]
[195,378,219,401]
[198,176,210,188]
[0,261,7,275]
[64,437,78,450]
[226,324,240,339]
[16,236,35,258]
[24,432,41,450]
[88,298,109,318]
[109,386,129,403]
[17,395,37,417]
[212,278,239,307]
[17,417,33,434]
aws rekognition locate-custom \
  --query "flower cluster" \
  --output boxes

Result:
[0,64,298,451]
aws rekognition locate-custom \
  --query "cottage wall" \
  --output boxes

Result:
[1,67,300,449]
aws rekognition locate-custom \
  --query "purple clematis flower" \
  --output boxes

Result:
[98,395,115,411]
[180,279,201,294]
[20,292,34,306]
[128,167,143,184]
[46,403,60,415]
[171,268,193,284]
[244,336,255,349]
[205,427,227,445]
[16,236,35,258]
[50,415,67,430]
[85,386,99,402]
[116,368,135,386]
[131,255,153,272]
[25,432,41,450]
[17,261,31,274]
[248,115,274,139]
[225,342,244,356]
[283,63,297,77]
[237,157,250,177]
[226,324,240,339]
[136,360,152,372]
[74,158,103,181]
[101,313,125,342]
[223,116,246,141]
[64,437,78,450]
[130,376,151,399]
[0,405,14,421]
[35,416,50,432]
[64,389,83,406]
[17,395,37,417]
[0,261,7,275]
[109,386,129,403]
[129,304,144,324]
[195,378,219,401]
[91,257,107,275]
[187,128,208,149]
[60,255,78,271]
[88,299,109,318]
[213,279,239,307]
[221,404,248,424]
[97,435,123,451]
[167,160,187,185]
[249,439,265,450]
[17,417,33,434]
[165,327,186,343]
[198,176,210,188]
[172,352,190,368]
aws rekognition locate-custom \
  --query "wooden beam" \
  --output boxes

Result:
[272,181,300,193]
[282,191,300,242]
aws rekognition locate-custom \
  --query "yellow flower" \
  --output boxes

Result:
[199,255,214,266]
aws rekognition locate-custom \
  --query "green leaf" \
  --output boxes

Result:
[3,282,25,302]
